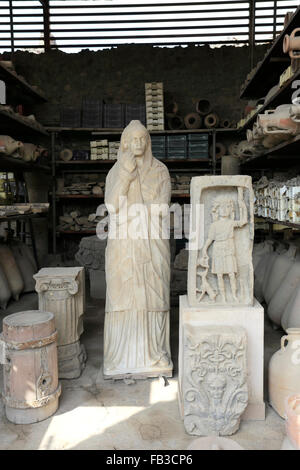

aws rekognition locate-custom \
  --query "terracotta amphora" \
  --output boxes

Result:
[269,329,300,417]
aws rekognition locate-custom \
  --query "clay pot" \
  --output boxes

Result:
[254,240,274,302]
[258,105,300,136]
[283,28,300,59]
[0,245,24,301]
[269,329,300,418]
[20,143,39,162]
[281,288,300,331]
[59,148,73,162]
[0,135,23,155]
[285,395,300,450]
[237,140,258,158]
[0,263,11,309]
[268,252,300,326]
[264,244,296,305]
[247,123,264,145]
[11,242,37,293]
[253,241,270,271]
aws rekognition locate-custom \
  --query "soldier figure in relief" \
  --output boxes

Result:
[199,188,247,303]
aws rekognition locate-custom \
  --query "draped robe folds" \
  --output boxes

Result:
[103,132,172,377]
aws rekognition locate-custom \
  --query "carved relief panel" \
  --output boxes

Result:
[188,176,254,307]
[182,325,248,436]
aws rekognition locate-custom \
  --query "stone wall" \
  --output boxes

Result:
[9,43,269,125]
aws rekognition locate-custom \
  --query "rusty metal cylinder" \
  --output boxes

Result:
[1,310,61,424]
[184,112,202,129]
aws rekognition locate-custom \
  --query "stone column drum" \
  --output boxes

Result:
[0,310,61,424]
[34,267,87,379]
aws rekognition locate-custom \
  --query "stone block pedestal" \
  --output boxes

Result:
[178,295,265,425]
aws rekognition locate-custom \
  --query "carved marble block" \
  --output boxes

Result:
[34,267,87,379]
[179,295,265,423]
[180,325,248,436]
[188,175,254,307]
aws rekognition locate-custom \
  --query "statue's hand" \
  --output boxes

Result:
[122,150,136,174]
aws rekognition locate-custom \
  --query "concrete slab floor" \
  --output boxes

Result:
[0,293,286,450]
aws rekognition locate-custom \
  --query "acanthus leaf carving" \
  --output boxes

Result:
[183,327,248,436]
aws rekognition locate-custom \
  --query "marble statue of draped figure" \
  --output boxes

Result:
[103,120,173,378]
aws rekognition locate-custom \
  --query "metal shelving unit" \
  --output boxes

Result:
[0,61,49,265]
[240,5,300,99]
[241,134,300,169]
[0,62,47,103]
[255,217,300,230]
[0,152,50,172]
[240,8,300,231]
[238,67,300,132]
[0,107,48,137]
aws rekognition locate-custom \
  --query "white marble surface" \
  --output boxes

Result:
[104,120,172,378]
[179,295,265,421]
[188,175,254,307]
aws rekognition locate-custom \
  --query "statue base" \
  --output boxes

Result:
[58,341,87,379]
[178,295,265,428]
[103,363,173,380]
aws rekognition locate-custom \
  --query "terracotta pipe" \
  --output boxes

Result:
[196,99,212,115]
[167,115,185,130]
[184,112,202,129]
[220,118,231,129]
[204,112,220,129]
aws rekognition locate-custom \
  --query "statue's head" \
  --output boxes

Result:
[207,373,227,400]
[121,120,150,159]
[212,196,235,221]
